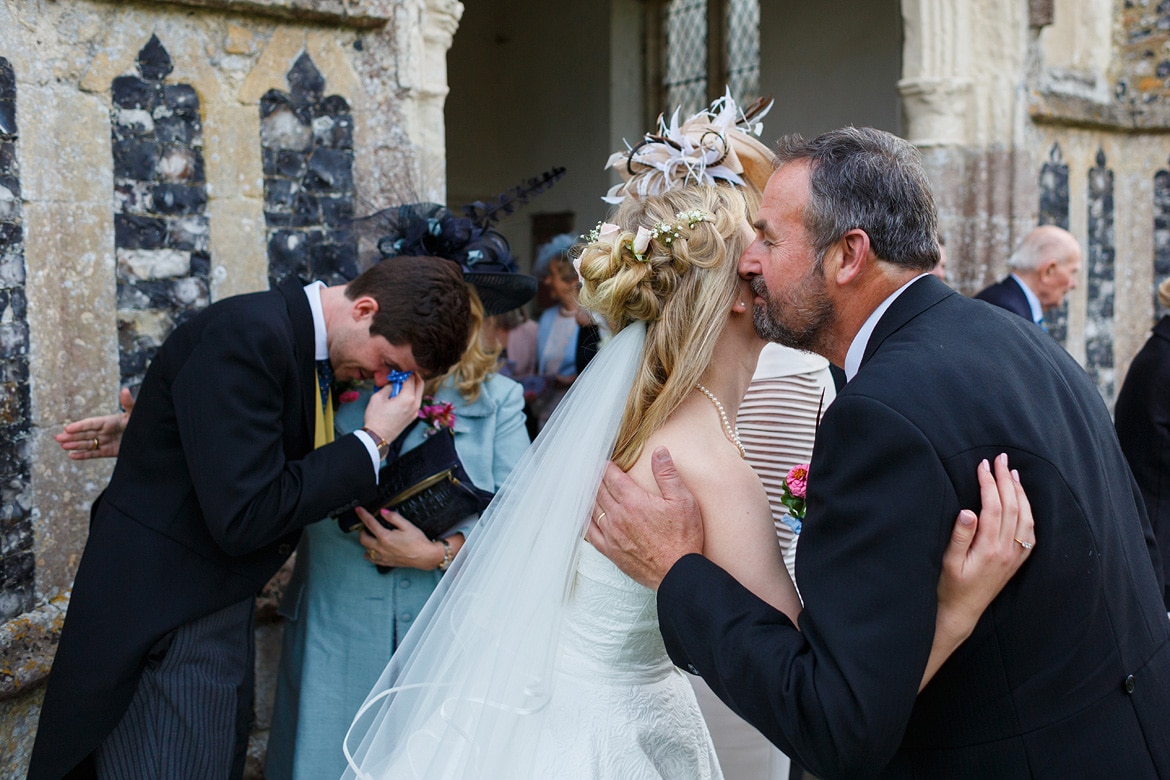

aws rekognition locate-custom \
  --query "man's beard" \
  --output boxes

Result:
[750,272,834,353]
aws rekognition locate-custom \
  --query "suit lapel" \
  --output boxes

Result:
[860,275,955,371]
[276,276,318,444]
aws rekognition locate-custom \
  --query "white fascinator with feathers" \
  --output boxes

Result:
[603,88,775,203]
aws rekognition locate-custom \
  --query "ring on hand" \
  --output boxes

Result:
[91,438,99,451]
[1013,537,1034,550]
[596,511,607,524]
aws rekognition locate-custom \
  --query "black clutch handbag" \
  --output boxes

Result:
[336,427,494,570]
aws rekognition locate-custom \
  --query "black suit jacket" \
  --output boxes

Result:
[29,277,379,780]
[658,276,1170,778]
[974,274,1034,322]
[1115,315,1170,610]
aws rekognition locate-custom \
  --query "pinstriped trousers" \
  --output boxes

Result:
[94,598,255,780]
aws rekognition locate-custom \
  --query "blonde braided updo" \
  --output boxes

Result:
[576,185,751,469]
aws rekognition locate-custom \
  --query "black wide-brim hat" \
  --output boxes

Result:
[463,270,539,316]
[358,169,565,316]
[369,201,541,316]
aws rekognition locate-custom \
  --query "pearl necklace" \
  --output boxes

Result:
[695,383,746,459]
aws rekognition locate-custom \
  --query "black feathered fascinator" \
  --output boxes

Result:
[361,167,566,316]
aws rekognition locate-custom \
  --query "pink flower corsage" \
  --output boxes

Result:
[418,398,456,437]
[779,463,809,535]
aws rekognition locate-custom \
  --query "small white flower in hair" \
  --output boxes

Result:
[676,210,711,228]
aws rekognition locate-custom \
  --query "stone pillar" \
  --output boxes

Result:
[900,0,1036,295]
[0,2,463,775]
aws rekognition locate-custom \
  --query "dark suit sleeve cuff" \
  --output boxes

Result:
[658,553,706,673]
[658,553,798,677]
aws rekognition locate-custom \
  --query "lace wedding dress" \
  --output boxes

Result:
[535,541,721,778]
[341,323,723,780]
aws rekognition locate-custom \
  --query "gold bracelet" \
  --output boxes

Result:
[436,538,454,572]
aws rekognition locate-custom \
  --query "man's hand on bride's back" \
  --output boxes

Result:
[588,446,704,590]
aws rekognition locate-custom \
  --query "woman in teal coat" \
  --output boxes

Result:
[265,358,528,779]
[265,201,537,779]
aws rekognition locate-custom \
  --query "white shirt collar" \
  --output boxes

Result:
[303,281,329,361]
[843,274,929,381]
[1010,273,1045,325]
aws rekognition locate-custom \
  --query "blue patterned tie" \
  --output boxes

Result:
[315,359,333,408]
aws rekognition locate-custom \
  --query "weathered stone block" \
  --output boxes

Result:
[267,229,311,273]
[0,143,16,176]
[290,192,321,226]
[0,186,16,223]
[0,102,16,138]
[0,320,28,359]
[171,276,210,308]
[0,60,13,102]
[163,83,200,116]
[166,216,210,253]
[260,101,313,151]
[202,104,264,200]
[0,251,25,288]
[112,138,159,181]
[224,23,259,56]
[288,52,326,104]
[0,383,29,435]
[303,147,353,192]
[151,183,208,215]
[137,34,174,82]
[156,146,201,183]
[117,248,192,280]
[155,115,200,146]
[113,108,156,139]
[0,223,22,248]
[207,197,267,300]
[264,178,298,211]
[23,197,119,426]
[115,214,167,250]
[309,240,358,283]
[319,195,353,227]
[312,113,353,149]
[111,75,157,110]
[263,148,308,179]
[114,182,154,215]
[0,521,32,559]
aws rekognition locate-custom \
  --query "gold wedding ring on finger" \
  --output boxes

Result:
[91,438,99,451]
[1013,537,1034,551]
[596,511,607,524]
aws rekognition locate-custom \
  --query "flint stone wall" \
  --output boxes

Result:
[0,0,461,775]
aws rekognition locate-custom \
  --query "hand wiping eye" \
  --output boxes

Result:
[386,370,413,397]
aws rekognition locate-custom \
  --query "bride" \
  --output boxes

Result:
[340,184,1032,779]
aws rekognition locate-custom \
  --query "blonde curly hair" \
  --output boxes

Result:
[577,185,751,470]
[425,285,501,403]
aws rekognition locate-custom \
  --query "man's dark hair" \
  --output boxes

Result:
[345,256,471,378]
[774,127,939,272]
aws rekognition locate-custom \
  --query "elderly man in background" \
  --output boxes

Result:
[974,225,1081,329]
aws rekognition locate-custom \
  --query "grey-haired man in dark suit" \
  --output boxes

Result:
[593,128,1169,778]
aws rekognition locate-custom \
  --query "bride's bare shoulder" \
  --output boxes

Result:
[629,410,762,505]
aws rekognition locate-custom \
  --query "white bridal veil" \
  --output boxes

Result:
[342,321,648,780]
